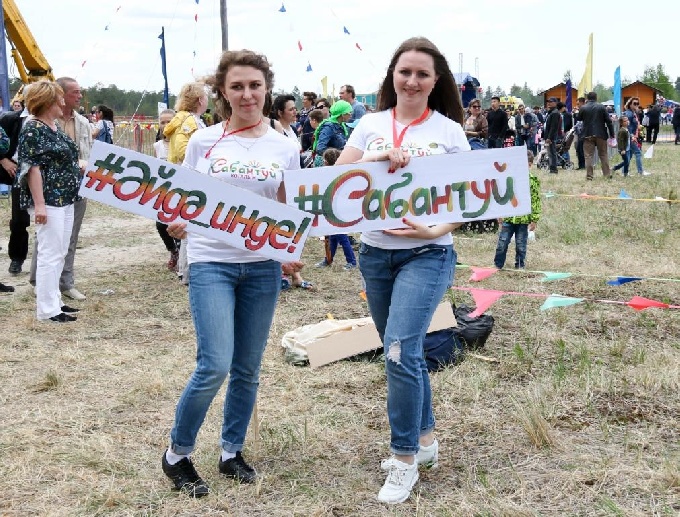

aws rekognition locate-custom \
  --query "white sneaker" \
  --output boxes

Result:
[381,439,439,470]
[377,458,419,504]
[62,287,87,301]
[641,171,652,176]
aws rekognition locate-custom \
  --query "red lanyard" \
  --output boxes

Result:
[204,118,263,158]
[392,107,430,148]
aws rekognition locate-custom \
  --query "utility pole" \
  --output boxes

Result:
[220,0,228,50]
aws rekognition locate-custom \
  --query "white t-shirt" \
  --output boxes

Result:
[182,123,300,264]
[281,126,301,150]
[96,119,114,136]
[345,109,470,249]
[153,139,169,160]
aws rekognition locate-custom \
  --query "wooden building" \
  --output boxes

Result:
[621,81,662,107]
[539,82,579,108]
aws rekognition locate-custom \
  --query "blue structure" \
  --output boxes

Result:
[453,73,481,108]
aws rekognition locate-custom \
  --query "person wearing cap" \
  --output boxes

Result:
[311,99,352,166]
[543,97,561,174]
[579,91,615,180]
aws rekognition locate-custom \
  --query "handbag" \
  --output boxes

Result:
[641,114,649,126]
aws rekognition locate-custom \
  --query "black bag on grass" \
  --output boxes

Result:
[354,303,495,370]
[451,304,495,350]
[423,328,465,372]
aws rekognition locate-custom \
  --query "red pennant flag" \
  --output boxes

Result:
[194,14,198,22]
[298,40,303,51]
[626,296,670,311]
[81,60,87,68]
[469,267,498,282]
[355,42,362,51]
[468,289,504,318]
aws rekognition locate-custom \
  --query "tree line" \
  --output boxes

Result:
[8,62,678,116]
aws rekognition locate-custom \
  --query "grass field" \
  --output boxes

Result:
[1,143,678,516]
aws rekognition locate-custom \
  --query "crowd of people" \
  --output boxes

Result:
[0,34,674,507]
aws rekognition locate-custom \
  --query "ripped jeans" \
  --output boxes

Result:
[358,242,455,456]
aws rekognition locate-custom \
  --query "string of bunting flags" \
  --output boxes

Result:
[450,286,679,318]
[459,265,680,285]
[76,5,123,77]
[278,2,367,74]
[543,189,679,204]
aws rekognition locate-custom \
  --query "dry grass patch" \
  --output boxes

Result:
[0,144,678,515]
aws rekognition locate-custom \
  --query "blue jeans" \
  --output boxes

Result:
[358,242,455,456]
[613,151,629,175]
[170,260,281,455]
[627,143,643,173]
[494,222,528,269]
[329,234,356,265]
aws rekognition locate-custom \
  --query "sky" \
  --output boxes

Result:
[6,0,679,99]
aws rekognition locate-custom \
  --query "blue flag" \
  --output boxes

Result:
[613,66,621,116]
[159,27,169,108]
[343,26,350,35]
[306,63,312,72]
[279,3,286,12]
[565,79,572,113]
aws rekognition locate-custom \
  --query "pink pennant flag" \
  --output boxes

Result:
[194,14,198,22]
[468,289,504,318]
[81,60,87,68]
[469,267,498,282]
[626,296,669,311]
[355,42,362,51]
[297,40,303,51]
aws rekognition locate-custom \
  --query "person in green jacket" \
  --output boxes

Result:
[494,150,541,269]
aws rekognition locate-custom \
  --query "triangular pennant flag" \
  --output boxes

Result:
[544,191,556,198]
[279,3,286,12]
[606,276,643,286]
[194,14,198,22]
[81,60,87,68]
[540,294,584,310]
[619,189,632,199]
[540,272,573,282]
[104,25,109,31]
[306,62,312,72]
[343,26,350,35]
[297,40,303,51]
[355,42,362,51]
[468,289,504,318]
[469,267,498,282]
[626,296,669,311]
[644,145,654,159]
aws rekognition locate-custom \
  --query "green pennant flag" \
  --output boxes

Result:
[541,272,573,282]
[540,294,584,310]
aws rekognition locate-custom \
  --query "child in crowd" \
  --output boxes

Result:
[153,109,175,160]
[153,109,180,270]
[315,148,357,270]
[301,109,325,167]
[494,150,541,269]
[612,116,630,177]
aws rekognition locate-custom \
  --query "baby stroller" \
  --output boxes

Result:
[536,126,575,170]
[503,129,516,148]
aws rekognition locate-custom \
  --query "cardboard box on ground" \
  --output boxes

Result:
[304,303,456,369]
